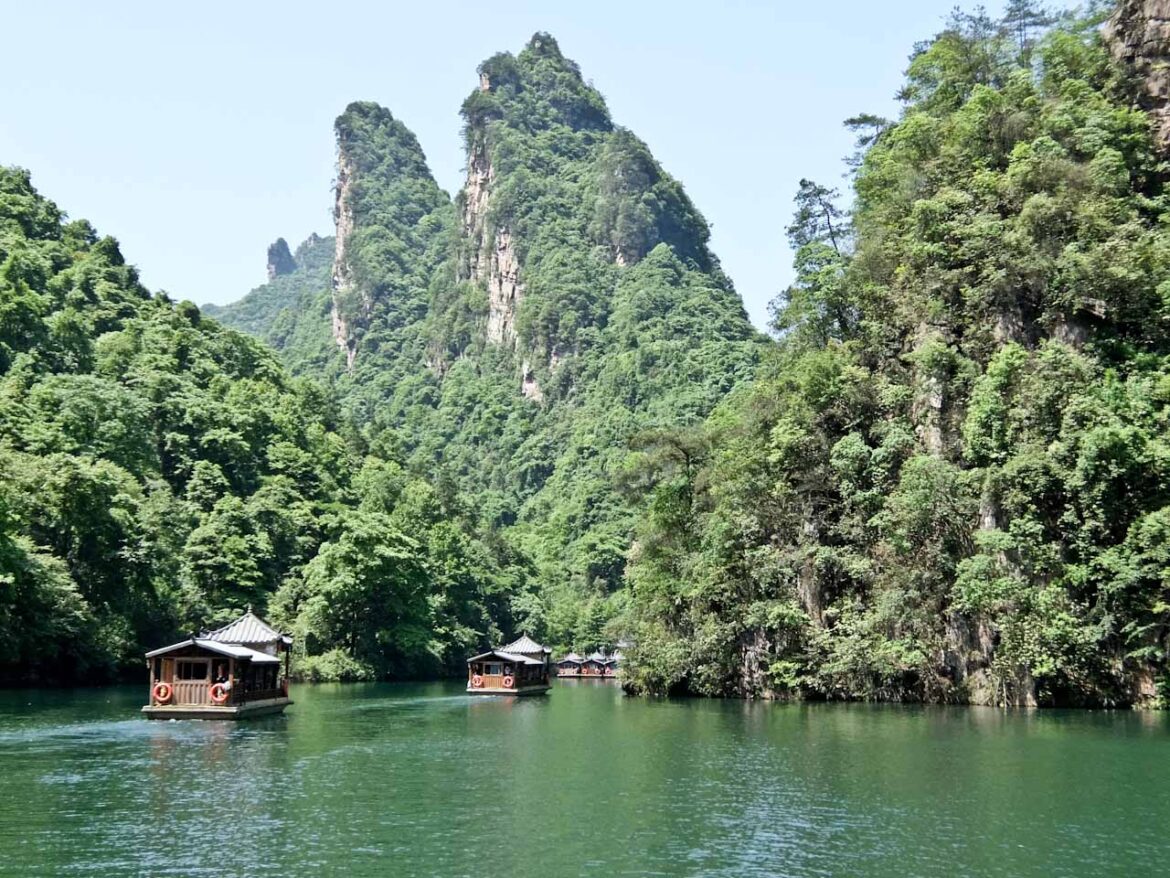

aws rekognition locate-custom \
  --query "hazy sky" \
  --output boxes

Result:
[1,0,1007,329]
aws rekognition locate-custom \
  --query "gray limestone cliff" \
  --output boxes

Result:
[458,80,523,349]
[1107,0,1170,152]
[330,146,360,370]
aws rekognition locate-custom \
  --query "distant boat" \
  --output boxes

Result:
[555,647,622,679]
[556,652,584,677]
[581,650,610,678]
[467,635,552,695]
[142,609,293,719]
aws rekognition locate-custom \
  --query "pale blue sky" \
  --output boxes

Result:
[0,0,1005,329]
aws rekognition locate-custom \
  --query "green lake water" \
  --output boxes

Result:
[0,680,1167,877]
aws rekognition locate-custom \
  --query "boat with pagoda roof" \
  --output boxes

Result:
[142,609,293,719]
[555,646,623,679]
[466,635,552,695]
[556,652,584,677]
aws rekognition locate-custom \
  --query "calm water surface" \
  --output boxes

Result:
[0,681,1167,877]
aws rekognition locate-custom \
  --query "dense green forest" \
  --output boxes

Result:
[0,167,522,683]
[624,2,1170,706]
[6,2,1170,705]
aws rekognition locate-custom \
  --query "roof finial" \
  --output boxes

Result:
[246,603,253,614]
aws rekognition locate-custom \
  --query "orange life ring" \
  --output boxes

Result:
[209,683,230,705]
[471,674,484,688]
[502,675,515,688]
[152,682,172,704]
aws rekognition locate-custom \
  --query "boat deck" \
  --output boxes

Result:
[466,684,551,696]
[142,696,292,720]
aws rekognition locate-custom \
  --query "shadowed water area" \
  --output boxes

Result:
[0,681,1167,876]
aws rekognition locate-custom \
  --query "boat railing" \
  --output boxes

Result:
[172,680,212,705]
[159,682,286,707]
[473,673,509,689]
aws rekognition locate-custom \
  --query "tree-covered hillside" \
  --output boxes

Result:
[214,36,763,656]
[19,6,1166,705]
[203,232,333,345]
[624,3,1170,707]
[0,167,522,683]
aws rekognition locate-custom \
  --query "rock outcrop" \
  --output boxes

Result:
[331,146,360,370]
[266,237,296,280]
[1107,0,1170,152]
[460,135,523,348]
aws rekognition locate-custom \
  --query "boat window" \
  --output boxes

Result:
[176,660,209,681]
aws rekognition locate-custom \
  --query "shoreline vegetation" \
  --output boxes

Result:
[4,2,1170,709]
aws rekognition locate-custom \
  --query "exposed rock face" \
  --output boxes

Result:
[331,149,359,370]
[520,359,543,402]
[943,613,1004,704]
[299,231,322,254]
[911,324,949,457]
[485,227,523,345]
[1107,0,1170,152]
[460,135,523,348]
[266,238,297,280]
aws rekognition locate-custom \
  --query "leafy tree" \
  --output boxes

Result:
[292,511,431,678]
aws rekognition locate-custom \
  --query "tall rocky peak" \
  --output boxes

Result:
[457,34,613,349]
[266,237,296,280]
[1107,0,1170,152]
[296,232,323,261]
[456,33,718,357]
[329,101,450,369]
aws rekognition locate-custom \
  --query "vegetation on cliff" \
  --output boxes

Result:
[623,3,1170,706]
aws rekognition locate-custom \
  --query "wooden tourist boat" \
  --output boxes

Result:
[581,650,611,678]
[467,635,552,695]
[555,647,624,679]
[142,609,294,719]
[556,652,584,677]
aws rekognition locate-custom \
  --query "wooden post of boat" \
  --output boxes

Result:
[142,608,295,719]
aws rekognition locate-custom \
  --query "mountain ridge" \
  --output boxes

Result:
[209,32,763,653]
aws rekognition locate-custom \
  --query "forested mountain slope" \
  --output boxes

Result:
[214,36,764,649]
[203,232,333,348]
[0,168,522,683]
[624,3,1170,707]
[16,7,1165,706]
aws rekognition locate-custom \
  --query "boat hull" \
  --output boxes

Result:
[141,697,292,720]
[466,685,551,696]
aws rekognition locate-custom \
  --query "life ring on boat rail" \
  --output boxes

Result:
[152,682,172,704]
[502,675,514,689]
[471,674,484,688]
[209,683,230,705]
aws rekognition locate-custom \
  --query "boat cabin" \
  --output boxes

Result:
[142,609,293,719]
[467,635,551,695]
[581,651,609,677]
[556,652,584,677]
